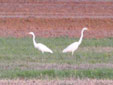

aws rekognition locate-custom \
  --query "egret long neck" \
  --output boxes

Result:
[32,34,37,46]
[78,29,84,45]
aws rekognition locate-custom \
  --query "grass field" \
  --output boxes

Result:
[0,37,113,79]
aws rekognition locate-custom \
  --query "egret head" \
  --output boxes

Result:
[83,27,88,31]
[29,32,34,35]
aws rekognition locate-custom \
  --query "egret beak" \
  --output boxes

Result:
[88,28,90,31]
[28,32,31,34]
[86,28,89,31]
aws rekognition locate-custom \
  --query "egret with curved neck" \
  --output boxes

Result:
[29,32,53,54]
[62,27,88,56]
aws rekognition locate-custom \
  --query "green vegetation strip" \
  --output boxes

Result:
[0,69,113,79]
[0,37,113,64]
[0,37,112,79]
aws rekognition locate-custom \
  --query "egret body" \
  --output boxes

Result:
[62,27,88,56]
[29,32,53,53]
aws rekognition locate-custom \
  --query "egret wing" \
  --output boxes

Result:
[37,43,53,53]
[63,42,78,53]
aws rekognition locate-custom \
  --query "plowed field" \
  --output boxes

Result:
[0,0,113,38]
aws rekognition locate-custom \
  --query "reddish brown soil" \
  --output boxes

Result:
[0,0,113,38]
[0,18,113,38]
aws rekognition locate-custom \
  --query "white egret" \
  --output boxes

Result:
[62,27,88,56]
[29,32,53,53]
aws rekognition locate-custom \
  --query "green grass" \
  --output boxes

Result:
[0,69,113,79]
[0,37,113,64]
[0,37,113,79]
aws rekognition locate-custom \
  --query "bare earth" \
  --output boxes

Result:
[0,0,113,38]
[0,79,113,85]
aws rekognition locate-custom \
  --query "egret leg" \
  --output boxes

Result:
[42,51,44,54]
[72,51,74,57]
[41,51,44,62]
